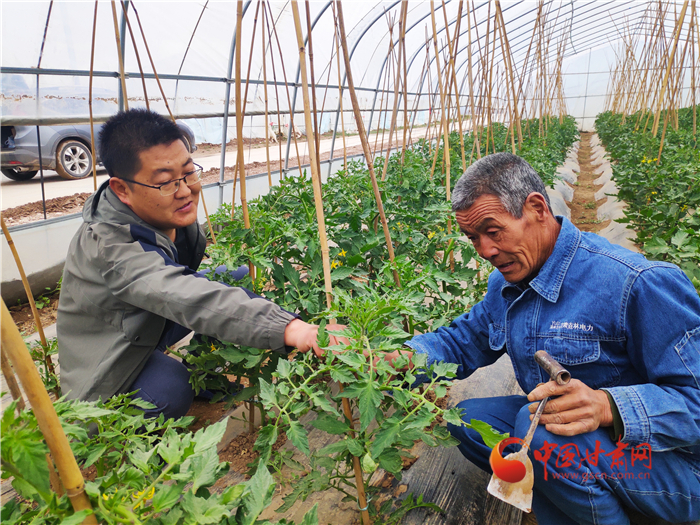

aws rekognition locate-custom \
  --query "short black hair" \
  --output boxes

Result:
[98,109,186,180]
[451,152,553,218]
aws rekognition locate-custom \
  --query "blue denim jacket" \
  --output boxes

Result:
[407,217,700,456]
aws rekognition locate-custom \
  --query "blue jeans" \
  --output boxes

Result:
[128,265,250,420]
[447,395,700,525]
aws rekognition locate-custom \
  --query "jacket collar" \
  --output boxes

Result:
[501,216,581,304]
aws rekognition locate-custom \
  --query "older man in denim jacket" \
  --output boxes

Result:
[399,153,700,524]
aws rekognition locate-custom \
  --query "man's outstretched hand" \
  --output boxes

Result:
[283,319,347,357]
[527,379,614,436]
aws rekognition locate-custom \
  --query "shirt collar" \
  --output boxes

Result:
[500,216,581,304]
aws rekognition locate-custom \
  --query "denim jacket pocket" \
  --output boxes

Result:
[489,323,506,351]
[543,337,620,388]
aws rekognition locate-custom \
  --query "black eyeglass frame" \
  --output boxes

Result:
[121,163,204,196]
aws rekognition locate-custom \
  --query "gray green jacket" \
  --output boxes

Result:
[57,182,295,402]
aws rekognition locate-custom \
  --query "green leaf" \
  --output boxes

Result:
[188,447,220,492]
[83,444,108,469]
[370,419,401,458]
[377,448,403,474]
[301,504,320,525]
[672,230,690,248]
[316,320,330,348]
[254,425,279,452]
[331,266,354,281]
[361,453,378,473]
[236,459,276,525]
[316,440,349,456]
[442,408,465,427]
[152,482,184,512]
[311,393,340,416]
[9,434,51,499]
[277,358,293,379]
[357,381,384,431]
[311,414,350,435]
[157,428,183,465]
[59,510,93,525]
[182,492,230,525]
[336,352,366,369]
[330,367,356,384]
[258,378,277,408]
[193,419,228,453]
[469,419,509,449]
[346,438,364,457]
[286,420,310,456]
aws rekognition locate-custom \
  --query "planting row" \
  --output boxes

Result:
[595,107,700,287]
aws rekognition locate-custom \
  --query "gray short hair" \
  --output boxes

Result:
[451,152,552,218]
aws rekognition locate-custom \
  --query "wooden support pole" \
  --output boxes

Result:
[231,1,262,217]
[379,2,408,182]
[1,300,97,524]
[261,3,273,188]
[652,0,689,136]
[1,217,56,390]
[336,0,401,289]
[332,2,348,169]
[1,350,25,411]
[305,1,323,179]
[234,1,254,281]
[291,0,333,310]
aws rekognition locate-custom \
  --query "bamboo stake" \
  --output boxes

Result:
[263,2,285,174]
[110,0,129,110]
[332,3,348,169]
[234,1,254,282]
[88,0,99,192]
[231,1,262,217]
[1,217,56,389]
[442,0,466,170]
[291,1,333,310]
[266,0,304,171]
[380,2,409,182]
[1,300,97,524]
[305,1,323,178]
[652,0,689,137]
[658,5,693,162]
[1,350,25,411]
[430,1,450,181]
[336,0,401,289]
[261,2,273,187]
[466,0,480,161]
[400,5,409,166]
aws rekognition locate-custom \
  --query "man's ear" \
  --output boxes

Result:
[109,177,133,207]
[524,192,551,221]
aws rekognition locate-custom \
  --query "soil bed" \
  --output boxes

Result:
[570,132,611,233]
[9,292,60,336]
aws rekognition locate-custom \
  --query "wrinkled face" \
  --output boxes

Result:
[114,140,200,240]
[456,193,550,283]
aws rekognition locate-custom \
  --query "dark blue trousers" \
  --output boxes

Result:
[448,395,700,525]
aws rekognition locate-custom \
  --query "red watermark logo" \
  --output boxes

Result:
[490,438,652,483]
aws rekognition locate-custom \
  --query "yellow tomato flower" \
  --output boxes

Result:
[331,260,339,269]
[427,231,436,239]
[339,249,347,258]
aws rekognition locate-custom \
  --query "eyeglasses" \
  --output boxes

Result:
[123,163,203,196]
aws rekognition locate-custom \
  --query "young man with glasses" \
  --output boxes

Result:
[57,109,337,419]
